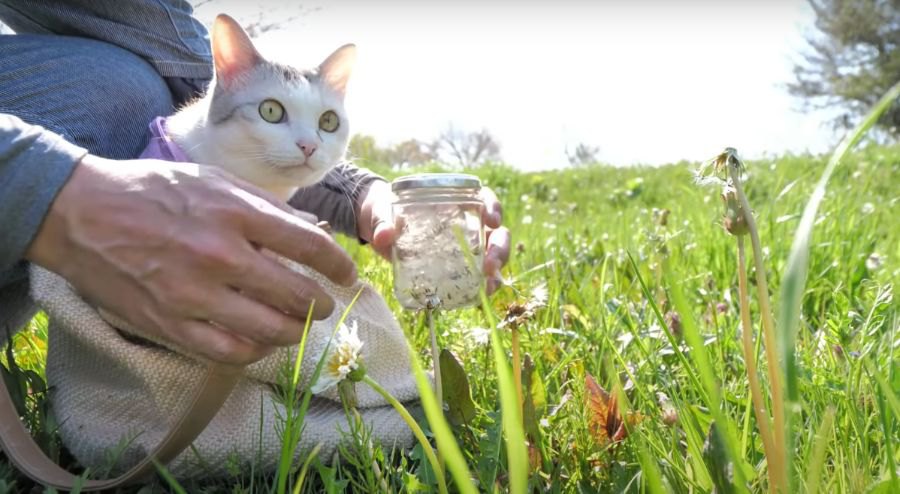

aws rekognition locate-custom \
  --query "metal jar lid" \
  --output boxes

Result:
[391,173,481,192]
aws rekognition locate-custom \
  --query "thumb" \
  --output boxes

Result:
[371,218,395,259]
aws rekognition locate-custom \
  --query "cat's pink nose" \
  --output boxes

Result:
[297,141,317,158]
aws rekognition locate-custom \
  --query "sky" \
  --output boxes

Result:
[195,0,837,171]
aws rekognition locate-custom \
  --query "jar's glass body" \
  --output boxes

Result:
[391,179,484,310]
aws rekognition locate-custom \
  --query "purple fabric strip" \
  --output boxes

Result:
[139,117,190,162]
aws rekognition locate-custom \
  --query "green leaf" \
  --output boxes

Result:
[521,354,546,445]
[410,442,437,488]
[409,338,479,494]
[2,343,27,417]
[866,478,900,494]
[476,412,503,490]
[440,349,477,427]
[703,422,735,494]
[523,354,546,414]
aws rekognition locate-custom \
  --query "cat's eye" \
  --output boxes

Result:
[319,110,340,133]
[258,99,285,123]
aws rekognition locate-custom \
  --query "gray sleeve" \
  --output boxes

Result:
[0,114,87,273]
[288,163,386,241]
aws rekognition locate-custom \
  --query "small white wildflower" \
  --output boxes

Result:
[465,327,491,346]
[522,215,533,225]
[862,202,875,214]
[866,253,884,272]
[311,320,364,394]
[520,194,531,203]
[530,283,549,308]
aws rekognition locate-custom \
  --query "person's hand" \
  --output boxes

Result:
[357,179,511,294]
[25,154,357,366]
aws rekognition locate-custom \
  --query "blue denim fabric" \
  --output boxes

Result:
[0,0,213,80]
[0,33,177,335]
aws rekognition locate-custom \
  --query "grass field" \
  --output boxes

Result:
[2,135,898,493]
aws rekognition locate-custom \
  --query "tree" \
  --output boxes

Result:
[192,1,316,39]
[437,126,501,168]
[347,134,386,167]
[385,139,436,169]
[788,0,900,136]
[565,143,601,167]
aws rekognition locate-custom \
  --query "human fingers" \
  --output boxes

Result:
[195,287,315,347]
[370,218,395,260]
[479,186,503,229]
[237,191,357,287]
[483,226,511,295]
[205,165,321,226]
[356,179,395,259]
[175,319,275,366]
[232,250,335,319]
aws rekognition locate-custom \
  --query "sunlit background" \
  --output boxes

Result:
[206,1,832,170]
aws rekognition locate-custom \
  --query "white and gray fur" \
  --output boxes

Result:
[166,14,356,201]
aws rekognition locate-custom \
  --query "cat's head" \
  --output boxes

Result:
[201,14,356,190]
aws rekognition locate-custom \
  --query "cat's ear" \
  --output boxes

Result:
[212,14,263,87]
[318,44,357,98]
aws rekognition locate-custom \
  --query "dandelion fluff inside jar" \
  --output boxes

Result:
[391,173,485,310]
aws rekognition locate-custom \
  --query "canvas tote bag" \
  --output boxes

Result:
[0,259,419,490]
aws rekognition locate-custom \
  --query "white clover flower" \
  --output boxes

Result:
[311,320,364,394]
[522,215,533,225]
[862,202,875,214]
[866,253,884,272]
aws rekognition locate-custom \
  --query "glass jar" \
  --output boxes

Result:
[391,173,485,310]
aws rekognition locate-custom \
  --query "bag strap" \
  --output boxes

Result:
[0,362,243,491]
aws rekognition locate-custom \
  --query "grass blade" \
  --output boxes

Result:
[479,290,529,493]
[669,277,751,493]
[408,341,478,494]
[778,80,900,490]
[803,406,835,494]
[292,442,323,494]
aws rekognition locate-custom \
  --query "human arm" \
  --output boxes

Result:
[288,162,385,239]
[3,115,357,366]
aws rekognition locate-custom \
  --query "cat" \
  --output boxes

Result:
[145,13,356,201]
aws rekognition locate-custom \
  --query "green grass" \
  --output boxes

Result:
[2,137,899,492]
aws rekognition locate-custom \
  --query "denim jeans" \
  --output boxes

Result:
[0,33,179,334]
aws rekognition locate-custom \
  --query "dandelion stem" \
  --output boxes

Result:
[363,375,448,494]
[737,236,779,493]
[428,309,443,413]
[511,326,524,413]
[427,308,445,469]
[729,163,788,493]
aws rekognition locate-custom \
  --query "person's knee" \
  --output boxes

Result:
[0,35,175,159]
[67,39,175,159]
